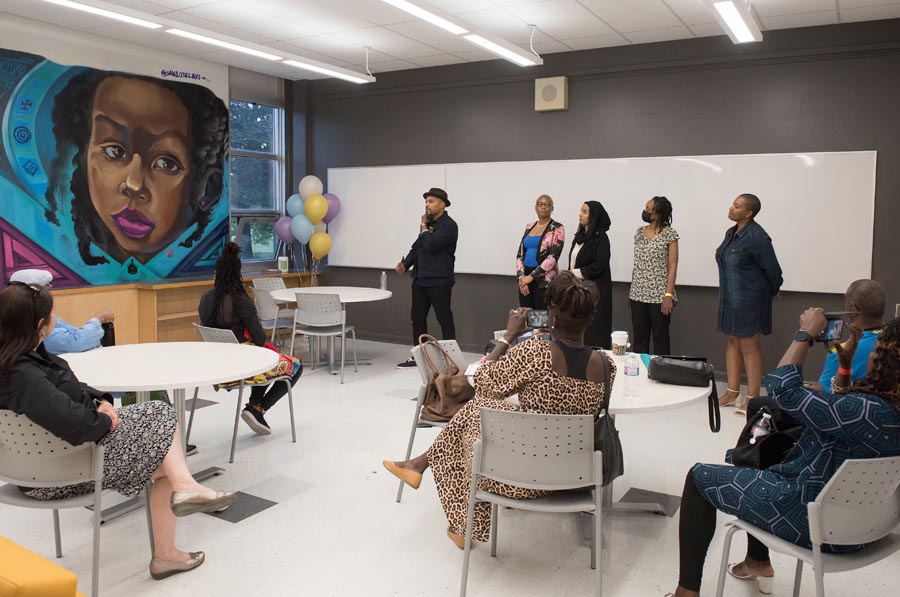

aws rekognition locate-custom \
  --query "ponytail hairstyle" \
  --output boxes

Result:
[545,271,598,331]
[0,284,54,382]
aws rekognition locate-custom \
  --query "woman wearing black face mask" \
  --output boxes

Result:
[628,196,679,354]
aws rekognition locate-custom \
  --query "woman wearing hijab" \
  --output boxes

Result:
[569,201,613,349]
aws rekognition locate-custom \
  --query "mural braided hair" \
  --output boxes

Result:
[43,69,228,265]
[838,317,900,408]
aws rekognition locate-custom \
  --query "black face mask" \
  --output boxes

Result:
[641,210,653,223]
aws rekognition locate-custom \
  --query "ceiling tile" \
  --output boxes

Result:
[840,0,900,7]
[624,25,694,44]
[578,0,683,31]
[532,39,572,54]
[138,0,219,8]
[661,0,717,25]
[760,10,839,30]
[385,21,477,53]
[687,22,727,38]
[751,0,837,17]
[229,0,373,33]
[161,11,276,43]
[501,0,617,39]
[83,21,223,56]
[181,1,318,40]
[409,54,467,67]
[93,0,173,14]
[336,26,446,59]
[456,7,534,43]
[278,34,394,64]
[560,33,630,50]
[265,41,354,66]
[453,48,503,62]
[430,0,496,12]
[322,0,418,26]
[364,58,419,72]
[0,0,143,30]
[840,4,900,21]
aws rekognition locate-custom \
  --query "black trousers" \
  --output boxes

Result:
[517,280,547,310]
[678,468,769,591]
[630,300,672,355]
[249,364,302,411]
[411,280,455,345]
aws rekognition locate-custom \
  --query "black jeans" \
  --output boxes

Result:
[249,364,302,411]
[411,279,455,345]
[678,467,769,591]
[630,300,671,355]
[517,280,547,310]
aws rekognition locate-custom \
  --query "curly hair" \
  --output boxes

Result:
[545,270,598,328]
[43,69,229,265]
[651,195,673,228]
[840,317,900,407]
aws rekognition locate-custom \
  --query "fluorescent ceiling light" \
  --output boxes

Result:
[283,60,374,84]
[166,29,283,61]
[464,34,540,67]
[382,0,467,35]
[709,0,762,44]
[43,0,162,29]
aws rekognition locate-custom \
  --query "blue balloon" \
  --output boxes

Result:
[286,194,305,217]
[290,213,315,244]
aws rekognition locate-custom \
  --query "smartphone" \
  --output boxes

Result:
[816,319,843,343]
[526,309,549,328]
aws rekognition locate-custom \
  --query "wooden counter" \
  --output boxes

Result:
[52,272,318,345]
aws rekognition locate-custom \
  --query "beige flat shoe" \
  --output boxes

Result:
[150,551,205,580]
[170,491,236,517]
[447,526,467,550]
[382,460,423,490]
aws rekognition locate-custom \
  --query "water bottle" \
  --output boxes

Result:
[624,353,640,399]
[749,412,774,445]
[380,271,387,290]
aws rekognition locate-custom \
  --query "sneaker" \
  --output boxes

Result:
[185,444,199,457]
[396,357,417,369]
[241,405,272,436]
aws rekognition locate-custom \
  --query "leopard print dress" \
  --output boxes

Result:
[426,338,615,542]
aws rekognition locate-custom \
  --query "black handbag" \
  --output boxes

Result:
[647,355,721,432]
[594,351,624,487]
[732,397,804,469]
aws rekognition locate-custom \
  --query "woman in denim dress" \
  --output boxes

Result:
[715,194,783,413]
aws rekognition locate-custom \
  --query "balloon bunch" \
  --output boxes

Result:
[275,175,342,268]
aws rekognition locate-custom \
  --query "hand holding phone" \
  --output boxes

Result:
[526,309,549,329]
[816,319,843,343]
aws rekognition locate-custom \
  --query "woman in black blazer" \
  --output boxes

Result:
[568,201,612,348]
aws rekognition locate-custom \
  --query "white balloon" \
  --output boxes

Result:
[314,222,327,233]
[298,175,323,199]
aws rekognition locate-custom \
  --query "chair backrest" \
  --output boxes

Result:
[252,287,281,320]
[809,456,900,546]
[252,277,286,292]
[476,407,597,491]
[193,323,240,344]
[411,340,467,386]
[294,293,343,327]
[0,410,100,488]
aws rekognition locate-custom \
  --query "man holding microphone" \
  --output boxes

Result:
[395,187,458,368]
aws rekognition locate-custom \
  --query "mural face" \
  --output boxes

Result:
[0,50,229,286]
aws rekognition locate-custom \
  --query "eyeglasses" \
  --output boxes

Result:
[535,202,552,207]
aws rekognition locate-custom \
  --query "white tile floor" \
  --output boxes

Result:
[2,339,898,596]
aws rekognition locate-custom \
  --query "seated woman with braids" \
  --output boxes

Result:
[668,310,900,597]
[198,242,301,435]
[382,271,615,548]
[0,282,235,580]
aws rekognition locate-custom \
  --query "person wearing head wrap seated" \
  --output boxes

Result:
[568,201,613,349]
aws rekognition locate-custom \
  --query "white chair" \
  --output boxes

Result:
[252,277,286,292]
[191,324,296,463]
[715,456,900,597]
[460,408,603,597]
[395,340,467,503]
[251,287,295,344]
[0,410,153,597]
[289,293,357,384]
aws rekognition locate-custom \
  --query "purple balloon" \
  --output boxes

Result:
[323,193,342,224]
[275,216,294,243]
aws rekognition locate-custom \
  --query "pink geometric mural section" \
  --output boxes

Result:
[0,217,86,287]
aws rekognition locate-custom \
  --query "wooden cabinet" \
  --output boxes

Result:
[52,272,317,345]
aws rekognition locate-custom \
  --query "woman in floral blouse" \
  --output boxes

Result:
[515,194,565,310]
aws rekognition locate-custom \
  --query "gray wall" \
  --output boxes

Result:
[292,20,900,377]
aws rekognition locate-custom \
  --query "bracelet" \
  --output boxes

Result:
[664,293,674,298]
[497,337,511,347]
[838,366,852,376]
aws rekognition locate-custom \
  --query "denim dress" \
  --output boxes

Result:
[715,219,783,337]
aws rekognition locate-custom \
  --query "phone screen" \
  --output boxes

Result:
[818,319,843,342]
[526,310,549,328]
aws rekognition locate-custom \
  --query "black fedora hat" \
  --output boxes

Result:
[423,187,450,206]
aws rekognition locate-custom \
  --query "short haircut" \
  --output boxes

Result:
[846,279,886,319]
[738,193,761,217]
[536,194,554,209]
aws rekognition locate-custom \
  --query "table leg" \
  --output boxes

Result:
[599,414,666,516]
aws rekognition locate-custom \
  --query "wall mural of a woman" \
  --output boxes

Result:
[0,49,229,286]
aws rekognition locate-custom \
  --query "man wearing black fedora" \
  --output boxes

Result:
[395,187,458,368]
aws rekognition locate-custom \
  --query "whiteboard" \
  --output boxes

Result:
[327,151,875,294]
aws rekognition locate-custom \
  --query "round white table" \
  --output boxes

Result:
[269,285,392,304]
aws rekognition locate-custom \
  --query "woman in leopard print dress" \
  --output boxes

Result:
[384,272,615,547]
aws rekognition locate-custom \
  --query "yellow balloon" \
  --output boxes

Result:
[309,231,332,260]
[304,194,328,224]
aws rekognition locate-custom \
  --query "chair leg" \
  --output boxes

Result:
[144,481,155,555]
[351,328,358,372]
[793,559,804,597]
[460,444,482,597]
[91,481,102,597]
[490,503,498,557]
[285,378,297,443]
[594,506,602,597]
[290,323,297,357]
[185,387,199,445]
[230,384,245,464]
[340,331,346,384]
[53,509,62,558]
[715,525,740,597]
[396,386,426,503]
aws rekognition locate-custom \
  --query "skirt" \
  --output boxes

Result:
[23,401,176,500]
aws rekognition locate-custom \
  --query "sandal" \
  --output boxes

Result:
[728,562,774,594]
[735,396,756,417]
[718,388,741,407]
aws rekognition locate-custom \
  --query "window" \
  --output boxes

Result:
[229,100,284,262]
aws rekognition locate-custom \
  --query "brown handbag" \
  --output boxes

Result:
[418,334,475,422]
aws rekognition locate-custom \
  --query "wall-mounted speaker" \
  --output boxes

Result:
[534,76,568,112]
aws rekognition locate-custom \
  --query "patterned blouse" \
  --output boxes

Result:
[515,219,565,288]
[629,226,679,303]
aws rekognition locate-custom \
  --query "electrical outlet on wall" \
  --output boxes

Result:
[896,303,900,318]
